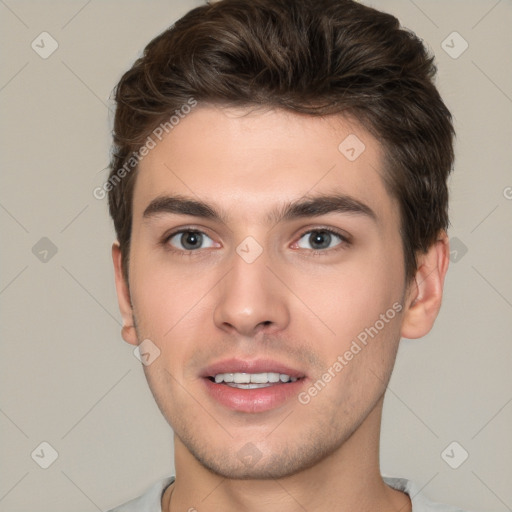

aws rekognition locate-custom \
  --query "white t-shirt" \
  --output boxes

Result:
[107,476,471,511]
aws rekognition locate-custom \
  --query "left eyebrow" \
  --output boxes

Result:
[271,193,377,225]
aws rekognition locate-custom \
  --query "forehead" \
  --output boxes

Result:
[133,105,396,225]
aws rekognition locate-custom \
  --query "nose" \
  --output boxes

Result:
[213,249,290,337]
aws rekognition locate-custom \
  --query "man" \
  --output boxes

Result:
[107,0,468,510]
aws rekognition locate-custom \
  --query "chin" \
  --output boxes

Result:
[181,433,340,481]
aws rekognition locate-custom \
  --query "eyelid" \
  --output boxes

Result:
[296,226,350,242]
[162,225,214,241]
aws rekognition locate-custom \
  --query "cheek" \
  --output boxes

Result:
[345,237,405,328]
[299,303,403,421]
[129,246,207,338]
[289,249,405,411]
[128,254,218,387]
[292,248,404,350]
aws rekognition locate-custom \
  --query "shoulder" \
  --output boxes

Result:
[384,476,473,512]
[108,475,472,512]
[107,477,174,512]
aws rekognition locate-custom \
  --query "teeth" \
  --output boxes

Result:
[268,373,280,383]
[213,372,297,384]
[234,373,251,384]
[226,383,273,389]
[251,372,278,383]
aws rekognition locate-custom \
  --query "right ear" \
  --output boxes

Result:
[112,241,138,346]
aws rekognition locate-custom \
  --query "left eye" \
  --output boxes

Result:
[168,230,217,251]
[296,229,344,251]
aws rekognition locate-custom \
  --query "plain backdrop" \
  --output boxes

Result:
[0,1,511,511]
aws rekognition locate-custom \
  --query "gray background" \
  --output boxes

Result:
[0,0,511,510]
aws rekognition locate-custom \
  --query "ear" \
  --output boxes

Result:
[400,231,450,339]
[112,241,138,346]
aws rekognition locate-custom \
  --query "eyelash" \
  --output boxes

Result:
[161,226,350,256]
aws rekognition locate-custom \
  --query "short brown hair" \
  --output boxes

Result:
[108,0,454,282]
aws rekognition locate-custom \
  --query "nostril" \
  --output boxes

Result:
[256,320,273,330]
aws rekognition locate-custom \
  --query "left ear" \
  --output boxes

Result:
[401,231,450,339]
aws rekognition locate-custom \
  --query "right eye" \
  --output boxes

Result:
[167,230,217,251]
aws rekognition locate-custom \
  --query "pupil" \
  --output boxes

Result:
[310,231,331,249]
[182,231,202,250]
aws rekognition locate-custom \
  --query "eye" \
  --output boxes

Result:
[167,230,217,251]
[295,229,346,251]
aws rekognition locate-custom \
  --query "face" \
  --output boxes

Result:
[116,105,413,479]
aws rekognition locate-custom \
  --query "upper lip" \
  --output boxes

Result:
[202,358,306,379]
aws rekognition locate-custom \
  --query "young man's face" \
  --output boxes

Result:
[113,106,433,479]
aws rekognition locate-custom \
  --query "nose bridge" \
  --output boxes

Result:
[213,242,289,336]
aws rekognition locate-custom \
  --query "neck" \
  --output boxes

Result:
[163,397,410,512]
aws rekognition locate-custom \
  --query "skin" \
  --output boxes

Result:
[112,105,449,512]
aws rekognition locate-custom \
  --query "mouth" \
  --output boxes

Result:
[208,372,299,389]
[201,360,306,413]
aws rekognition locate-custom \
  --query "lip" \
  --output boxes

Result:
[201,358,307,414]
[201,358,305,379]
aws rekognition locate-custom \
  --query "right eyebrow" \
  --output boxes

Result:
[143,195,225,223]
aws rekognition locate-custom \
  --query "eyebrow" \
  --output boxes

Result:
[142,193,377,225]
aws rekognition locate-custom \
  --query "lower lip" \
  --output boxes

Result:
[203,378,305,413]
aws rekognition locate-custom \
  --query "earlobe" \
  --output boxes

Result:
[400,232,450,340]
[112,242,138,346]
